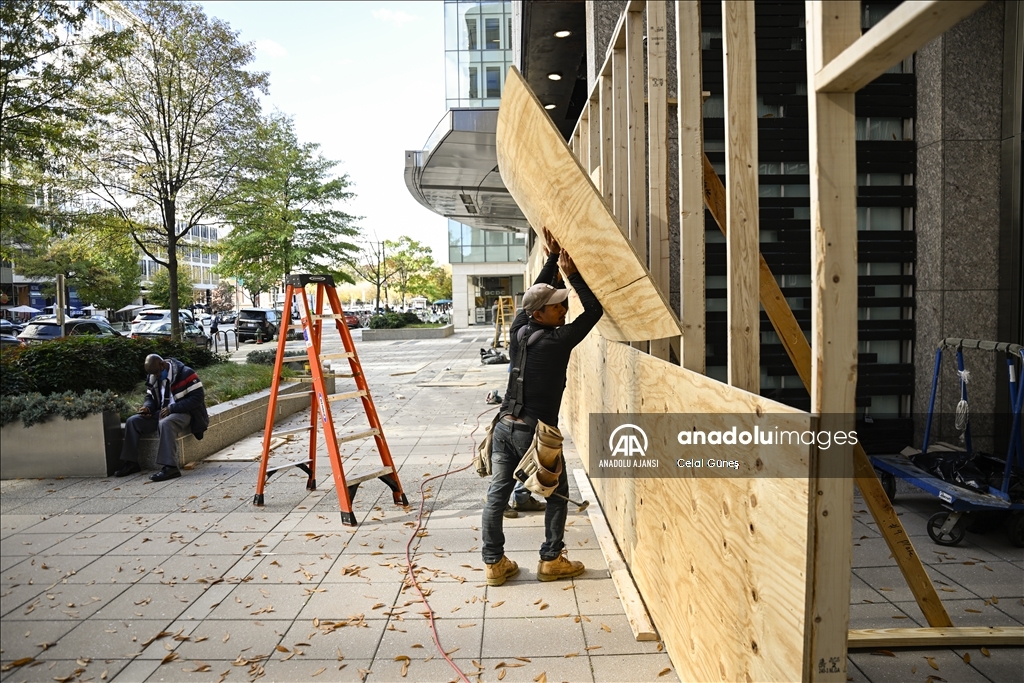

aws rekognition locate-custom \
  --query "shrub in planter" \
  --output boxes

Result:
[368,313,407,329]
[0,337,223,397]
[401,311,422,325]
[247,349,307,365]
[1,390,130,428]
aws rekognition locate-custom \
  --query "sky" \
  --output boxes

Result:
[200,1,451,264]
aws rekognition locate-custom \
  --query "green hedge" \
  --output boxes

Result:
[1,390,130,428]
[246,349,308,365]
[368,311,421,329]
[0,337,223,397]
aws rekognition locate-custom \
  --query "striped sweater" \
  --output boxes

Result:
[143,358,211,439]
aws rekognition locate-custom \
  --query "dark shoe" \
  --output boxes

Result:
[512,496,546,512]
[150,466,181,482]
[502,504,518,519]
[114,462,141,477]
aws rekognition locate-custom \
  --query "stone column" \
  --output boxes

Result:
[914,3,1005,451]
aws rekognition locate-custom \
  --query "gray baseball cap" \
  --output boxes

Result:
[522,283,569,313]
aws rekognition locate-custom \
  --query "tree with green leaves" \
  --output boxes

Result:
[385,236,434,307]
[147,266,195,309]
[352,240,394,312]
[409,265,453,303]
[76,0,267,340]
[1,0,130,261]
[218,112,360,293]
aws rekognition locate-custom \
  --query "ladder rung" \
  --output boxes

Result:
[270,426,313,438]
[346,466,394,487]
[265,459,312,474]
[320,352,355,360]
[328,389,368,403]
[275,391,314,400]
[287,323,304,329]
[311,313,346,320]
[336,428,380,444]
[293,375,349,382]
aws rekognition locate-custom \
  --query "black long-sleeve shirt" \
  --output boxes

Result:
[500,252,603,426]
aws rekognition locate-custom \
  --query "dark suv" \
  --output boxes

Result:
[18,318,122,344]
[235,308,281,343]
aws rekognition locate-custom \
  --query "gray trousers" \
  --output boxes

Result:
[120,413,191,468]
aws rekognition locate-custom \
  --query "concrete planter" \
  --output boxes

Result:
[361,324,454,341]
[0,376,335,478]
[1,411,123,479]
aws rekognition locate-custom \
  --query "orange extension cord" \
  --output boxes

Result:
[402,405,498,683]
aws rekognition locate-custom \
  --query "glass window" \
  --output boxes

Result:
[468,66,479,99]
[466,226,487,246]
[444,2,458,50]
[449,220,464,246]
[486,245,509,261]
[485,17,500,49]
[449,246,463,263]
[465,17,478,50]
[485,66,501,97]
[485,230,507,245]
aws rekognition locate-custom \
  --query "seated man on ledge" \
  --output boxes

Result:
[115,354,210,481]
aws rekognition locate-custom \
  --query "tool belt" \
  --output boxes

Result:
[514,420,563,498]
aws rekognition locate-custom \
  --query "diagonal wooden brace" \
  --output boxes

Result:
[702,154,953,628]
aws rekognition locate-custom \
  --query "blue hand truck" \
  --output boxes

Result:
[871,338,1024,547]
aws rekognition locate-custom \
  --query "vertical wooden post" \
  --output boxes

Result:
[722,0,759,393]
[677,0,705,371]
[626,8,648,266]
[579,111,590,168]
[600,75,614,205]
[588,98,601,176]
[804,1,859,679]
[612,47,629,230]
[648,1,671,361]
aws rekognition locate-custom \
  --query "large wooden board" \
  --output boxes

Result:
[563,335,823,682]
[496,66,683,343]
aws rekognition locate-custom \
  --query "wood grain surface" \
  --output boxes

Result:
[497,66,682,342]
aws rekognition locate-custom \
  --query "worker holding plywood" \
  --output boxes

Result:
[482,229,604,585]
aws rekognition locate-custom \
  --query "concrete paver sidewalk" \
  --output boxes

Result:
[2,329,1022,682]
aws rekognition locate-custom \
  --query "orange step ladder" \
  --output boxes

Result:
[252,273,408,526]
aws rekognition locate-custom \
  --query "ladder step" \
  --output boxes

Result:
[266,459,313,475]
[287,323,304,329]
[270,426,313,438]
[328,389,368,403]
[276,391,314,400]
[336,428,380,444]
[320,352,355,360]
[293,375,350,382]
[311,313,347,320]
[346,466,394,487]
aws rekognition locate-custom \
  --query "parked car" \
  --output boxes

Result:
[0,333,25,348]
[219,312,237,325]
[17,318,122,344]
[130,309,194,335]
[235,308,282,343]
[0,319,24,335]
[343,312,360,329]
[133,321,211,349]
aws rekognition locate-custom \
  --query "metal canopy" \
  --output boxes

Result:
[405,109,530,233]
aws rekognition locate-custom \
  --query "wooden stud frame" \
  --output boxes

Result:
[497,1,1011,681]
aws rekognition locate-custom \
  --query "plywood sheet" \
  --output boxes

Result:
[496,66,682,343]
[563,333,818,682]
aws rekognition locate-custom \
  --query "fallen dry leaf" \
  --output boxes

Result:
[962,652,970,664]
[312,666,326,677]
[658,668,673,677]
[926,656,939,670]
[161,652,179,665]
[981,647,991,657]
[871,650,896,657]
[534,673,547,683]
[601,623,611,633]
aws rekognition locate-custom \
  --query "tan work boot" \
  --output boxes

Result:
[537,550,585,582]
[485,556,519,586]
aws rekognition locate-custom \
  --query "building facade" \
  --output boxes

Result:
[406,0,529,330]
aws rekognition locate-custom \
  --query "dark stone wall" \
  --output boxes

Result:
[914,2,1006,451]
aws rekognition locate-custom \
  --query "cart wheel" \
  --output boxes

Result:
[877,470,897,503]
[1008,512,1024,548]
[927,511,966,546]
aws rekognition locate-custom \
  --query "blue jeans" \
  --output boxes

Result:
[481,419,569,564]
